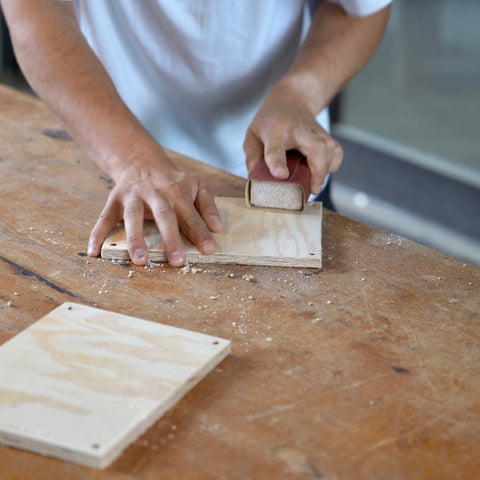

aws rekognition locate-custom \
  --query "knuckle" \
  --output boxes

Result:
[123,206,141,219]
[335,144,344,160]
[197,185,212,197]
[184,215,205,229]
[325,138,338,152]
[264,145,285,157]
[153,202,174,219]
[126,232,143,244]
[168,179,193,199]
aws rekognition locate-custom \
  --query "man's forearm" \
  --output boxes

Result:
[0,0,167,180]
[277,1,391,115]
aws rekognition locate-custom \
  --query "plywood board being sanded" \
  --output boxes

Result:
[101,196,322,268]
[0,303,230,469]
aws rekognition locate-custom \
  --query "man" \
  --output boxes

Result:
[1,0,391,266]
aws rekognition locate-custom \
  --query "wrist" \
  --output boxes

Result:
[273,71,329,116]
[91,125,175,183]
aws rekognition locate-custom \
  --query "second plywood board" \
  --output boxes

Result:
[0,303,230,469]
[101,196,322,268]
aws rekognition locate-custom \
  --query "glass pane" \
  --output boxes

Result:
[339,0,480,184]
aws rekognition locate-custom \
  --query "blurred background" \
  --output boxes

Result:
[1,0,479,265]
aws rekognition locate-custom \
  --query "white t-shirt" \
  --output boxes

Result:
[69,0,391,177]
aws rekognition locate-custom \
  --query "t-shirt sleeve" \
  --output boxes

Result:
[327,0,392,17]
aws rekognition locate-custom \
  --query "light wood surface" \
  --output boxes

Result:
[101,196,322,268]
[0,302,230,469]
[1,84,479,480]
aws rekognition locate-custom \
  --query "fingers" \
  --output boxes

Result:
[292,126,343,194]
[158,179,222,264]
[264,145,289,179]
[89,193,151,266]
[88,176,222,268]
[195,185,224,233]
[123,198,149,265]
[175,196,218,257]
[150,199,187,267]
[88,201,122,259]
[244,89,344,194]
[244,130,290,179]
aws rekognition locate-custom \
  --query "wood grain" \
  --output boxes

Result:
[101,196,322,268]
[0,302,230,469]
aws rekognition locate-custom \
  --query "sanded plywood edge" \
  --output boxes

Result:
[0,303,230,469]
[101,197,322,268]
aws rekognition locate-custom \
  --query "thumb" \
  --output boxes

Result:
[264,144,289,179]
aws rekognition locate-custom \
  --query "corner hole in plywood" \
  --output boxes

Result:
[110,243,117,246]
[91,443,100,450]
[212,341,219,345]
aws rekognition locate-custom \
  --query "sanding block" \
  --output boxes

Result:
[245,150,311,212]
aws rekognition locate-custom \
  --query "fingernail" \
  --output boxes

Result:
[133,249,146,264]
[209,214,222,224]
[273,166,289,178]
[209,215,224,230]
[201,239,217,255]
[170,251,185,266]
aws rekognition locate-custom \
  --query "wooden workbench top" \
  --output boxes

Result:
[0,84,479,480]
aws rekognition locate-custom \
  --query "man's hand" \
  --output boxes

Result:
[87,149,224,266]
[243,82,343,195]
[1,0,224,267]
[244,2,390,191]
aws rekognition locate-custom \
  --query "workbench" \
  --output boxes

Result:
[0,84,479,480]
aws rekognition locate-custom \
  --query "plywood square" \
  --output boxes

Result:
[0,303,230,469]
[101,196,322,268]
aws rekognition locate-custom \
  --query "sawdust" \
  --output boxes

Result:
[179,263,204,274]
